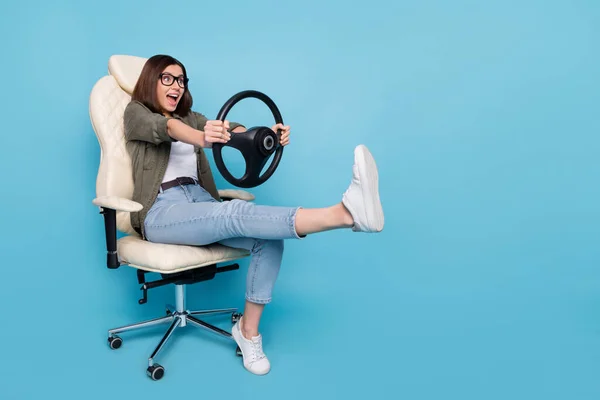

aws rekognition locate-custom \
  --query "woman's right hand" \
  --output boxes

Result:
[203,120,231,145]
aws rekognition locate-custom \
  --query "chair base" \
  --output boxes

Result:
[106,284,242,381]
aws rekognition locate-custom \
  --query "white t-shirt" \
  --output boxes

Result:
[162,141,198,182]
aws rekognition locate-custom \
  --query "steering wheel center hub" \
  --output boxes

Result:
[256,127,277,156]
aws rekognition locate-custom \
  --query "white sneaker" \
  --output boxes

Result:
[232,318,271,375]
[342,144,384,232]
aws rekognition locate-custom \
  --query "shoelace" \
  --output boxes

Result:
[249,337,266,363]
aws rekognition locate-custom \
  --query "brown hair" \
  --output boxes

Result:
[131,54,193,117]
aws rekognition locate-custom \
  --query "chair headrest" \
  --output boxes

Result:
[108,55,148,95]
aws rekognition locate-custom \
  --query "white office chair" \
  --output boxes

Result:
[89,55,255,381]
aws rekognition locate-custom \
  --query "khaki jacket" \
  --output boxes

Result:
[123,100,242,238]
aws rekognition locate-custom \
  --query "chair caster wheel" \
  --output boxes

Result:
[147,364,165,381]
[232,312,242,324]
[108,335,122,349]
[236,346,243,357]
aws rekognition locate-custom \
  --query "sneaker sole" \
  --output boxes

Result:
[355,145,384,232]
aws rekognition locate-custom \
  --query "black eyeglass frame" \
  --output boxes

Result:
[159,73,189,88]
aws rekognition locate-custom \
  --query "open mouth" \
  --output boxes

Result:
[166,93,179,107]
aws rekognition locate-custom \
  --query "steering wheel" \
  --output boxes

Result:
[212,90,284,188]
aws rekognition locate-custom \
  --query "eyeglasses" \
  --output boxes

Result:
[159,73,188,88]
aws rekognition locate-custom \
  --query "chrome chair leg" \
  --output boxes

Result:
[148,316,182,366]
[145,316,182,381]
[188,309,242,325]
[186,315,234,340]
[109,315,174,336]
[188,307,237,316]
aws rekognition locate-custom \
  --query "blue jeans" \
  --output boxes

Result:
[143,181,302,304]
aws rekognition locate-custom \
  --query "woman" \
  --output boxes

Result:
[124,54,384,375]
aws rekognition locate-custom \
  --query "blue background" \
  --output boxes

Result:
[1,0,599,398]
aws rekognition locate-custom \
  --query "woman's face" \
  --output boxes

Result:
[156,64,186,115]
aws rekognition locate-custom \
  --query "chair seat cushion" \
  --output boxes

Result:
[117,235,250,273]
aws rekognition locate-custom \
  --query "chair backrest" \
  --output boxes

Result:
[89,55,148,235]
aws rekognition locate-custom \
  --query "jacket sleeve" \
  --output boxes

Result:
[192,111,245,132]
[124,101,178,144]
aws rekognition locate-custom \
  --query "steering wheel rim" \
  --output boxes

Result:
[212,90,285,188]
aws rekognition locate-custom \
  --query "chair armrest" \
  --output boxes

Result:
[93,196,143,212]
[92,196,141,270]
[218,189,255,201]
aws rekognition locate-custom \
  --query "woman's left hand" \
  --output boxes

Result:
[272,123,291,146]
